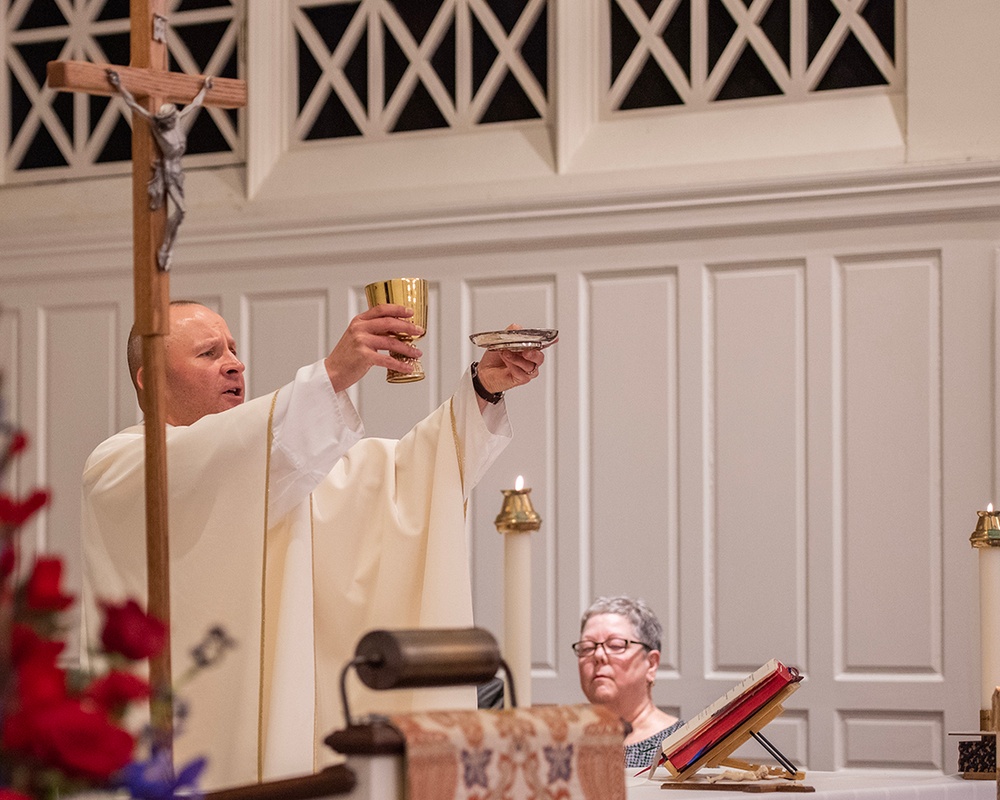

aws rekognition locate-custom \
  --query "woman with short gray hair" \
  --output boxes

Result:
[574,595,683,769]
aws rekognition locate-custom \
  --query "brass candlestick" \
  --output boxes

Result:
[970,506,1000,549]
[495,484,542,534]
[495,478,541,707]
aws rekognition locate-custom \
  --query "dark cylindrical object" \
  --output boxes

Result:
[354,628,501,690]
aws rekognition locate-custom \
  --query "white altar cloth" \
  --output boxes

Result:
[626,769,993,799]
[339,753,993,799]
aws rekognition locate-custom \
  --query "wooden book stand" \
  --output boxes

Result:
[652,661,812,792]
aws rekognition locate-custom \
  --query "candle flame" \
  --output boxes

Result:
[515,475,524,491]
[990,503,995,514]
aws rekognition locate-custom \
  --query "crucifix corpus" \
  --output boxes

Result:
[46,0,246,751]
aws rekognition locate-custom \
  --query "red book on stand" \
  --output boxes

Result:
[657,659,802,777]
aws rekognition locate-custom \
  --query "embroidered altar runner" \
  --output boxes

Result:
[388,704,626,800]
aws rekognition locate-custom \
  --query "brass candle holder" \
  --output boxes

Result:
[495,483,542,534]
[970,506,1000,549]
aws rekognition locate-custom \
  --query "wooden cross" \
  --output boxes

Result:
[46,0,246,749]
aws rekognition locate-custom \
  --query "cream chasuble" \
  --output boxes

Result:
[81,364,510,791]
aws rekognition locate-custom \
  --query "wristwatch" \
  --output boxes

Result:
[471,361,504,404]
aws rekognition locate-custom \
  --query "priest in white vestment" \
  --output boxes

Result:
[80,301,547,790]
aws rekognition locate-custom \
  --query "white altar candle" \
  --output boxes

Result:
[505,524,532,707]
[973,504,1000,718]
[495,475,541,708]
[981,548,1000,712]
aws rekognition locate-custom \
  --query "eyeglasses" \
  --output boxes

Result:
[571,638,651,658]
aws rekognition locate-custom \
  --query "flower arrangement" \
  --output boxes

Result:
[0,419,229,800]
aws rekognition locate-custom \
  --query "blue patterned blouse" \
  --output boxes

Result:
[624,719,686,769]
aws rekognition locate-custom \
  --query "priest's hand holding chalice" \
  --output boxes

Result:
[322,279,429,391]
[364,278,429,383]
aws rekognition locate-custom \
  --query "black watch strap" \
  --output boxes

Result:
[471,361,504,404]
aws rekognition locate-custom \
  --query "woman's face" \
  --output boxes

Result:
[576,612,659,714]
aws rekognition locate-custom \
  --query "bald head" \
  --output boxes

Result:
[127,300,202,398]
[129,301,246,426]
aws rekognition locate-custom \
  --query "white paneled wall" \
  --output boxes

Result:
[585,267,679,679]
[710,261,806,674]
[3,202,995,773]
[839,254,942,675]
[3,0,1000,774]
[242,292,329,400]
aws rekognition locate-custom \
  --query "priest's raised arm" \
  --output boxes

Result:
[80,300,547,790]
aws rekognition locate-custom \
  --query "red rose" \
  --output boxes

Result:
[45,702,135,779]
[14,658,67,709]
[5,699,134,780]
[1,708,34,756]
[100,599,167,660]
[25,557,74,611]
[0,544,13,578]
[0,789,34,800]
[8,431,28,455]
[0,489,50,527]
[10,623,64,667]
[84,669,151,712]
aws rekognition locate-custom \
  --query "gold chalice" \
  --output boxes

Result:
[364,278,428,383]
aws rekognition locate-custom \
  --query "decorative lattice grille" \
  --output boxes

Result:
[605,0,898,114]
[292,0,549,142]
[3,0,903,182]
[4,0,243,181]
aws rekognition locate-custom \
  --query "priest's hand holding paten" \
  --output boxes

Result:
[470,324,554,411]
[81,299,552,791]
